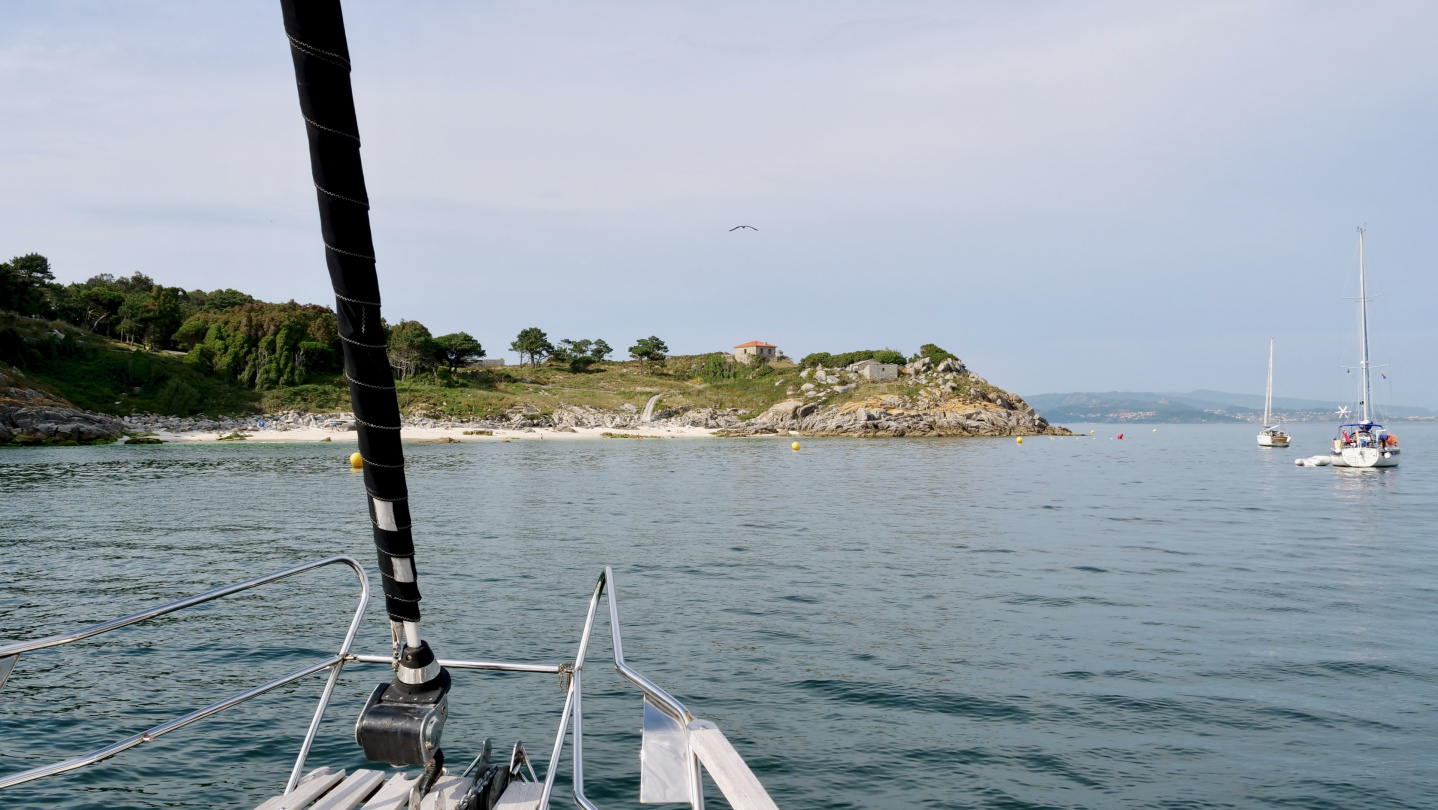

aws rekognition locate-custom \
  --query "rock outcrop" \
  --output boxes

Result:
[720,357,1069,438]
[550,403,745,431]
[0,368,126,445]
[722,395,1066,437]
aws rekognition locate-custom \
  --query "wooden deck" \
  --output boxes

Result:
[255,766,542,810]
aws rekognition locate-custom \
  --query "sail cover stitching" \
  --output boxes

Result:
[287,34,351,70]
[316,183,369,208]
[324,241,375,260]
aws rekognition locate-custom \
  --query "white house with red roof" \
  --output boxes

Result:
[733,340,779,365]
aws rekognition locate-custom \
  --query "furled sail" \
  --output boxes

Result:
[280,0,422,625]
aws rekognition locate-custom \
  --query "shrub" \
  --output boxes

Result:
[156,378,202,415]
[171,302,340,390]
[699,353,735,381]
[802,348,905,368]
[914,344,958,365]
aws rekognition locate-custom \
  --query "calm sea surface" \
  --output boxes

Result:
[1,423,1435,809]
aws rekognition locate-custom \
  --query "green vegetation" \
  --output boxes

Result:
[435,332,484,372]
[551,338,613,373]
[913,343,959,365]
[386,320,434,381]
[628,336,668,373]
[175,302,339,389]
[799,348,906,368]
[510,327,552,368]
[0,254,63,320]
[5,251,994,425]
[0,311,258,416]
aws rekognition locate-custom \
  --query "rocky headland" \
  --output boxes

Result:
[717,356,1068,437]
[5,348,1067,443]
[0,367,126,445]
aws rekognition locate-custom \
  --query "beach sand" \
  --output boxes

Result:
[137,424,723,444]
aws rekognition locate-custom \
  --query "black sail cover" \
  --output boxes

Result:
[281,0,422,623]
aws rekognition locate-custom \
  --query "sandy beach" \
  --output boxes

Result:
[134,424,725,444]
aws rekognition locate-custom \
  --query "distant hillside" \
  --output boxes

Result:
[1024,392,1242,424]
[1025,390,1436,424]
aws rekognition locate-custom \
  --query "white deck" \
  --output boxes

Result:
[688,720,780,810]
[255,767,541,810]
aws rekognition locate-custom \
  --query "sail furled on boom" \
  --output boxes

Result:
[281,0,421,623]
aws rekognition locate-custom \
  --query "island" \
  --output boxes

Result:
[0,256,1066,443]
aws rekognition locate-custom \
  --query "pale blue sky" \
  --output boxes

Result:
[2,2,1435,405]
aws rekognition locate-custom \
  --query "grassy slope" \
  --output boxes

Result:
[262,354,1033,422]
[1,312,258,417]
[260,354,794,419]
[3,316,1036,421]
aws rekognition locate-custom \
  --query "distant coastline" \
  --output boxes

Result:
[1027,390,1437,424]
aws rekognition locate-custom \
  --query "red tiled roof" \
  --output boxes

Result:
[734,341,777,348]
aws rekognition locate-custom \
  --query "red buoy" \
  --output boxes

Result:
[1117,433,1124,440]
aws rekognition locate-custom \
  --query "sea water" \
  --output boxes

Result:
[1,423,1435,809]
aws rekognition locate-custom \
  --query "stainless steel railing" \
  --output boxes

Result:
[0,561,773,809]
[0,555,371,793]
[539,566,704,810]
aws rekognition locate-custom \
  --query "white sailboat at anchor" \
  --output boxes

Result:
[1256,338,1289,447]
[1330,228,1400,468]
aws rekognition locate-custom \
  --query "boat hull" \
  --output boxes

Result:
[1330,447,1399,468]
[1257,433,1289,447]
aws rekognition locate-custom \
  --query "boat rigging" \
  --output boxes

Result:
[1256,338,1290,448]
[1330,228,1400,469]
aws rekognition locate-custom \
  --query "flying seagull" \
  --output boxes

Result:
[729,225,757,231]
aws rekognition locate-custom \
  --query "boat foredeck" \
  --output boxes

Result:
[255,766,541,810]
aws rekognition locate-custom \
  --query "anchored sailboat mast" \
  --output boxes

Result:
[1264,338,1274,428]
[1357,228,1371,424]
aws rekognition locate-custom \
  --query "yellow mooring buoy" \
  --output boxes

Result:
[1153,428,1158,432]
[791,442,801,451]
[1090,430,1096,434]
[1016,436,1023,444]
[350,452,363,469]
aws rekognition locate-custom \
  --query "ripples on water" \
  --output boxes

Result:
[1,423,1435,809]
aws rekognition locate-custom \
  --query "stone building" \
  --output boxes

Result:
[851,359,899,382]
[733,341,779,365]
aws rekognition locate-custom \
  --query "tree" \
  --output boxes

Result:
[387,320,437,380]
[434,332,484,372]
[0,253,57,317]
[174,302,339,388]
[78,286,125,333]
[116,285,185,349]
[203,288,257,310]
[552,338,611,373]
[628,336,668,374]
[91,272,158,295]
[510,327,552,368]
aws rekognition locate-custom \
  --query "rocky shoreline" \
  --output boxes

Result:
[4,353,1068,444]
[720,396,1064,437]
[0,368,125,445]
[719,355,1068,438]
